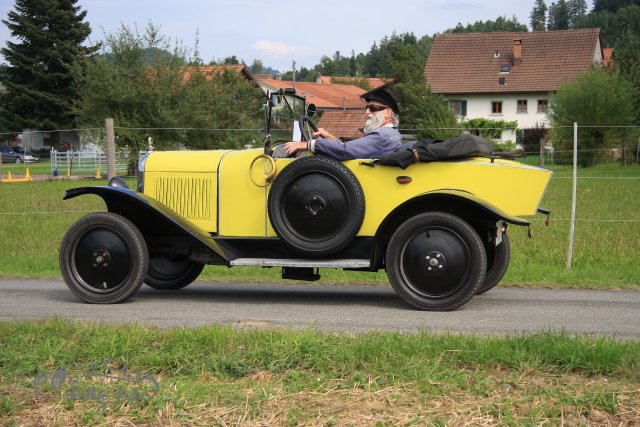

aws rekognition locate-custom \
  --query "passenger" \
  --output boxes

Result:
[283,89,403,160]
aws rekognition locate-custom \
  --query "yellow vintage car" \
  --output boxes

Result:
[60,89,552,311]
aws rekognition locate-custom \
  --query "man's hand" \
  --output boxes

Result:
[283,141,307,156]
[312,128,337,140]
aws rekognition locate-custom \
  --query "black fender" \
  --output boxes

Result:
[64,186,234,262]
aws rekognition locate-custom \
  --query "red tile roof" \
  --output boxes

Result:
[257,79,366,109]
[182,65,255,82]
[424,29,602,95]
[316,110,366,140]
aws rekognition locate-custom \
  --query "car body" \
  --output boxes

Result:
[60,89,552,310]
[0,146,40,163]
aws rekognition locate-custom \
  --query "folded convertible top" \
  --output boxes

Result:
[374,134,494,169]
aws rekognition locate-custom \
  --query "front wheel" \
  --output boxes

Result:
[386,212,486,311]
[145,256,204,290]
[59,212,149,303]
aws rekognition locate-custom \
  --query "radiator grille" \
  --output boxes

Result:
[153,176,214,221]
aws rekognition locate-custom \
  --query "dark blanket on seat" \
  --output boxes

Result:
[374,134,493,169]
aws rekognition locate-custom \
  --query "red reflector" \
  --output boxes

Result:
[396,176,412,184]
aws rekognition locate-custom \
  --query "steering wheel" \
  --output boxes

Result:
[272,116,319,158]
[298,116,319,142]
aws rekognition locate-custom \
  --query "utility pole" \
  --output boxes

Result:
[292,60,296,89]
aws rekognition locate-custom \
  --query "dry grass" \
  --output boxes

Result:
[3,370,639,426]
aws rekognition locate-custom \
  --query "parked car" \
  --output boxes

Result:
[0,146,40,163]
[59,89,552,311]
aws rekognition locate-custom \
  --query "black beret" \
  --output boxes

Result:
[363,89,399,114]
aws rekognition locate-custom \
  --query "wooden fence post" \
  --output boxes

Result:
[105,118,116,180]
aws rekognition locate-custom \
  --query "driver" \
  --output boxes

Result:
[283,89,402,160]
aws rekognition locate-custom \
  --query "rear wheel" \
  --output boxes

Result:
[476,233,510,295]
[59,212,148,303]
[386,212,486,311]
[145,256,204,290]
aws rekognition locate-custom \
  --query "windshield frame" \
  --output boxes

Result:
[263,89,308,154]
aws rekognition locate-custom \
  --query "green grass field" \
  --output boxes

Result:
[0,162,638,288]
[0,159,52,176]
[1,319,638,425]
[1,164,638,425]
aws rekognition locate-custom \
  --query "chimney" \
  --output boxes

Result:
[513,39,522,67]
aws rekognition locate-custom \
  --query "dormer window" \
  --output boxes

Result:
[498,77,506,86]
[500,64,511,73]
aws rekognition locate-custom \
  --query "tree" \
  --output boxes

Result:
[574,4,640,47]
[385,40,459,139]
[530,0,548,31]
[593,0,640,13]
[614,30,640,123]
[547,0,570,30]
[249,59,264,74]
[0,0,99,132]
[548,68,637,166]
[567,0,588,27]
[223,55,240,65]
[72,23,263,153]
[448,15,528,33]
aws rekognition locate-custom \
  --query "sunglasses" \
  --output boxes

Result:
[365,104,388,112]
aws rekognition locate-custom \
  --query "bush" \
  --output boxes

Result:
[549,68,637,167]
[521,125,549,154]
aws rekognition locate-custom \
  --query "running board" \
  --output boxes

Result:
[229,258,371,269]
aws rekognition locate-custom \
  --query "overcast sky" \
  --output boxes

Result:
[0,0,594,72]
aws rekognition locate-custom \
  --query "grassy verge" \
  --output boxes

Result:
[0,163,639,288]
[1,319,638,425]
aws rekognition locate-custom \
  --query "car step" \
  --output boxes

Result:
[229,258,371,268]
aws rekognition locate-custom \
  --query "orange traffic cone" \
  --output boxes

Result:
[25,168,31,180]
[95,169,102,179]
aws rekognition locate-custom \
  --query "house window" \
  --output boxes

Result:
[448,99,467,117]
[517,99,527,113]
[491,101,503,114]
[537,99,548,113]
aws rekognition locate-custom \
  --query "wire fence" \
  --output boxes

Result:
[1,123,639,272]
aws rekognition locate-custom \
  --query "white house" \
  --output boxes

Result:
[424,29,604,142]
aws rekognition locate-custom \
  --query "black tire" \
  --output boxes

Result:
[268,156,365,256]
[59,212,149,303]
[476,233,510,295]
[386,212,487,311]
[145,256,204,290]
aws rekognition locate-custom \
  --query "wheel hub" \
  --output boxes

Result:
[92,250,111,268]
[305,195,326,216]
[425,252,445,272]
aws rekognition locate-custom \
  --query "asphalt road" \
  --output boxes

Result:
[1,279,639,339]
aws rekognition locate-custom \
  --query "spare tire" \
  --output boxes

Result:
[268,156,365,256]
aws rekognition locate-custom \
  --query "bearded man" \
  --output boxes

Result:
[283,89,402,160]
